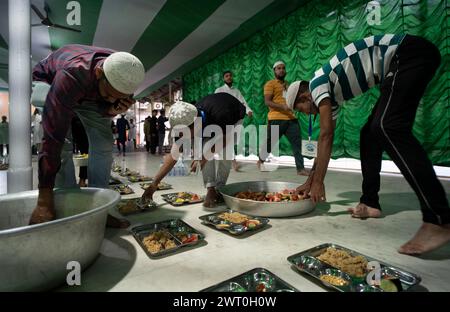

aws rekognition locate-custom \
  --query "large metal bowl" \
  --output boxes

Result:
[218,181,316,217]
[0,187,120,291]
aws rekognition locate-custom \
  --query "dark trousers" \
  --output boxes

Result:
[158,131,165,154]
[359,35,449,225]
[150,133,158,154]
[0,144,8,156]
[259,119,304,170]
[117,139,126,153]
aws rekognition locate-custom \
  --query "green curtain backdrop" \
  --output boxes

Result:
[183,0,450,166]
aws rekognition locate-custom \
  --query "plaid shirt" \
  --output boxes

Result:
[32,44,116,188]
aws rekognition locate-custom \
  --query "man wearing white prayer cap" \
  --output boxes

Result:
[29,45,145,228]
[257,61,308,176]
[142,93,246,208]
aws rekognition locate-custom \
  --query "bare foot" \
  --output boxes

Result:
[232,160,240,172]
[106,214,130,229]
[398,223,450,255]
[79,179,87,187]
[347,203,381,219]
[297,168,310,176]
[203,187,218,208]
[256,160,263,171]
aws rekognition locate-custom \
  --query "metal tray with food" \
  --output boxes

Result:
[112,165,122,173]
[110,184,134,195]
[199,210,269,235]
[131,219,205,258]
[128,175,153,183]
[116,198,157,216]
[287,243,421,292]
[140,182,172,191]
[119,168,140,177]
[109,177,122,185]
[200,268,299,292]
[161,192,203,206]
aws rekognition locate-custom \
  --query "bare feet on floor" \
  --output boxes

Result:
[347,203,382,219]
[256,160,263,171]
[232,160,241,172]
[106,214,130,229]
[297,168,310,176]
[398,223,450,255]
[203,187,218,208]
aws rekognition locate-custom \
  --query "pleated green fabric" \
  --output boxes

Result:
[183,0,449,166]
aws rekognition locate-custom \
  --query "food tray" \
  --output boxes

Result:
[200,268,299,292]
[161,192,203,206]
[119,169,140,177]
[140,182,172,191]
[109,177,122,185]
[116,198,157,216]
[199,209,269,235]
[131,219,205,258]
[111,165,122,173]
[128,175,153,183]
[287,243,421,292]
[110,184,134,195]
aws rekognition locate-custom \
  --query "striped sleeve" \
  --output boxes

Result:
[310,68,341,120]
[264,80,274,96]
[310,69,331,106]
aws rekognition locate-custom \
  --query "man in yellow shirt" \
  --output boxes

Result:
[257,61,308,175]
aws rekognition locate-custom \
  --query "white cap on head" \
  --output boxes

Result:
[103,52,145,95]
[286,80,303,110]
[169,101,198,128]
[273,61,285,69]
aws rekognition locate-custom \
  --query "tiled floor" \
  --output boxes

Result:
[2,151,450,291]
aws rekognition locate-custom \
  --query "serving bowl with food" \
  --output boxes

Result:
[218,181,315,217]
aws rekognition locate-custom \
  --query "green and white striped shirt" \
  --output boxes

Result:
[310,34,406,119]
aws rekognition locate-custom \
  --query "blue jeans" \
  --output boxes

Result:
[56,101,114,188]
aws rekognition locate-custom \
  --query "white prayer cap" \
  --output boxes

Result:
[103,52,145,95]
[168,101,198,128]
[286,80,304,110]
[273,61,285,69]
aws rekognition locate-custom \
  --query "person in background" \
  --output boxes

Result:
[32,109,43,155]
[157,109,168,155]
[257,61,308,176]
[142,93,246,208]
[116,114,130,156]
[29,44,145,227]
[149,109,158,154]
[144,116,151,152]
[215,70,253,171]
[0,116,9,157]
[128,118,137,150]
[289,34,449,256]
[71,116,89,187]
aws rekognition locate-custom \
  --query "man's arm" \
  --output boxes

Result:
[264,94,291,112]
[309,98,335,203]
[39,70,84,189]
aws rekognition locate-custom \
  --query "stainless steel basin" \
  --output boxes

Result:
[0,187,120,291]
[218,181,316,217]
